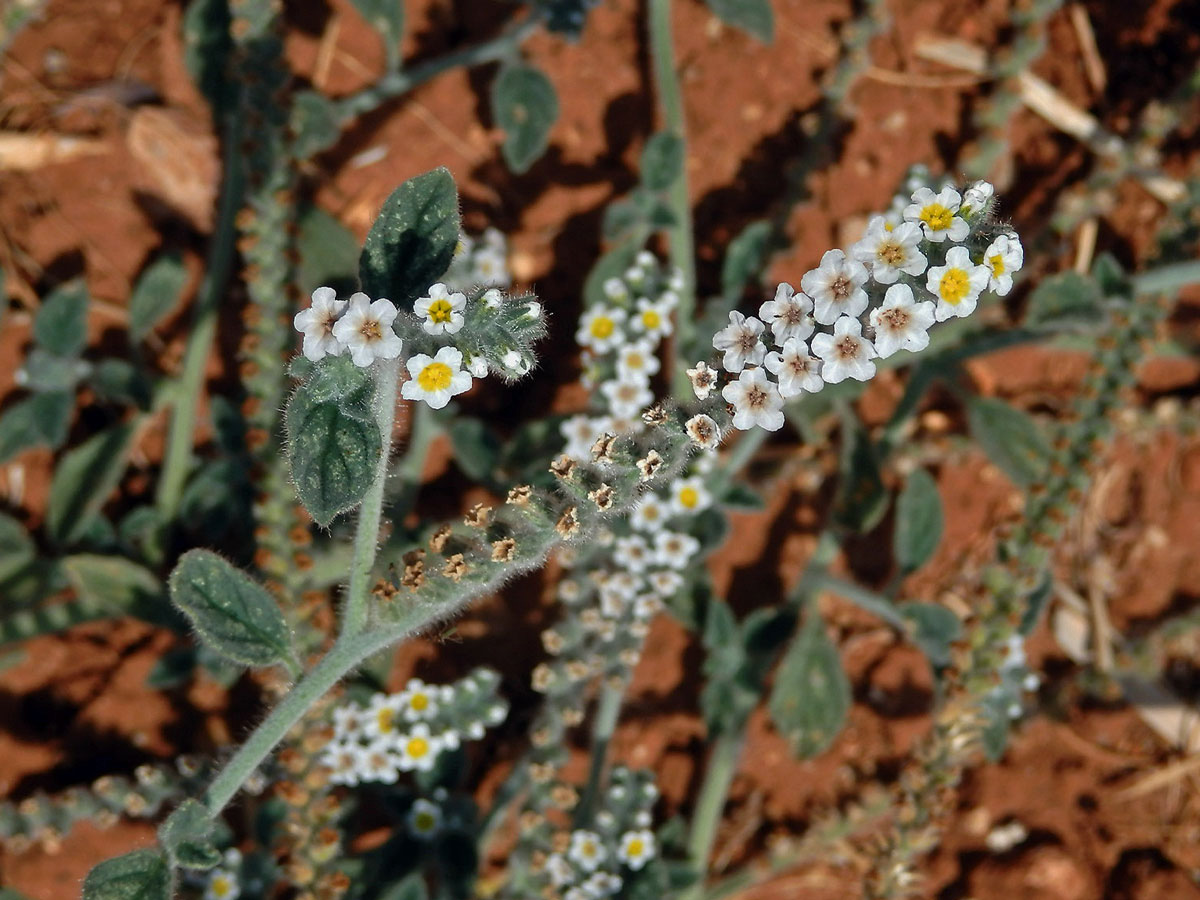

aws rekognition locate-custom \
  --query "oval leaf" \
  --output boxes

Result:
[359,168,461,305]
[169,549,293,668]
[894,468,943,573]
[0,513,36,585]
[966,396,1050,488]
[348,0,404,68]
[0,391,73,462]
[62,554,168,625]
[285,357,381,527]
[46,423,135,545]
[34,281,88,357]
[640,132,683,191]
[492,63,559,174]
[833,414,888,534]
[768,608,850,758]
[83,849,171,900]
[129,255,188,341]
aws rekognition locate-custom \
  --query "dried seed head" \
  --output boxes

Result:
[686,361,718,399]
[532,663,556,692]
[442,553,468,582]
[551,784,578,810]
[555,507,579,538]
[591,432,618,462]
[541,629,565,655]
[507,484,533,505]
[530,762,556,783]
[550,454,577,480]
[588,483,615,510]
[561,707,584,726]
[636,450,663,480]
[371,578,399,602]
[491,537,517,562]
[465,503,492,528]
[642,404,668,426]
[429,525,453,553]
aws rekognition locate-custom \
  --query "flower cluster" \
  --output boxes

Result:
[701,179,1023,431]
[444,227,512,291]
[293,266,545,408]
[533,768,661,899]
[317,670,507,786]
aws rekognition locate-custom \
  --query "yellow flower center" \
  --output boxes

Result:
[939,269,970,304]
[877,240,905,266]
[418,362,453,392]
[410,693,429,712]
[376,707,395,732]
[989,254,1005,276]
[678,486,699,509]
[360,319,382,341]
[590,316,615,339]
[626,352,644,369]
[428,298,454,323]
[407,736,430,758]
[627,838,645,857]
[641,309,661,330]
[581,840,598,857]
[211,877,232,898]
[919,203,953,232]
[414,812,436,832]
[883,221,894,232]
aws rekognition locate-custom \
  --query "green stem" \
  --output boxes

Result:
[343,357,401,637]
[647,0,697,396]
[680,733,743,900]
[1131,259,1200,296]
[155,115,245,520]
[574,681,625,826]
[334,17,540,123]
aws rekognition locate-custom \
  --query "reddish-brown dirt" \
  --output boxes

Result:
[2,0,1199,897]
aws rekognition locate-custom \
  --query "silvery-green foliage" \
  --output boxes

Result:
[893,467,944,574]
[703,0,774,43]
[768,607,851,758]
[82,848,172,900]
[158,799,222,870]
[492,63,559,174]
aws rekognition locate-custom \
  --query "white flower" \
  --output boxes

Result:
[869,284,936,358]
[758,282,815,345]
[801,249,869,325]
[686,360,719,400]
[396,724,441,772]
[364,693,404,740]
[204,868,241,900]
[466,354,488,378]
[811,315,877,384]
[502,349,532,376]
[482,288,504,310]
[603,277,630,302]
[583,872,624,897]
[472,238,510,287]
[850,217,928,285]
[925,245,990,321]
[633,592,663,619]
[654,530,700,569]
[545,854,575,888]
[600,378,653,419]
[293,286,346,361]
[616,340,661,382]
[648,569,683,596]
[524,300,543,320]
[712,311,766,373]
[764,338,823,398]
[983,232,1023,296]
[561,414,607,459]
[331,704,365,741]
[438,727,461,751]
[568,830,607,872]
[359,739,400,783]
[904,186,969,243]
[402,346,473,409]
[615,535,654,573]
[617,829,657,870]
[577,306,628,353]
[407,798,443,839]
[685,413,721,450]
[631,296,673,340]
[721,366,784,431]
[414,283,466,335]
[960,180,994,219]
[398,678,439,722]
[631,495,669,533]
[669,476,711,515]
[331,292,402,367]
[319,740,364,786]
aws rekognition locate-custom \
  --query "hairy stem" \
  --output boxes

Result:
[343,357,401,637]
[647,0,697,395]
[155,116,245,521]
[574,680,626,826]
[680,733,743,900]
[1131,258,1200,295]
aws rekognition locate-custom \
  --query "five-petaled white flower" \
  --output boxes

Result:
[331,292,403,367]
[811,315,877,384]
[801,249,869,325]
[568,830,608,872]
[758,282,815,345]
[545,854,575,889]
[561,414,607,459]
[926,245,990,321]
[631,495,669,533]
[293,286,346,361]
[406,798,443,839]
[577,306,628,353]
[869,284,936,358]
[765,338,824,398]
[617,829,657,871]
[982,232,1023,296]
[319,741,364,787]
[359,738,400,783]
[721,366,784,431]
[600,378,653,418]
[669,475,711,515]
[712,311,767,372]
[632,296,674,340]
[851,217,928,285]
[685,413,722,450]
[960,180,995,220]
[614,535,654,572]
[402,346,474,409]
[396,723,441,772]
[654,530,701,568]
[204,868,241,900]
[617,340,661,382]
[904,186,970,243]
[397,678,439,722]
[414,283,467,335]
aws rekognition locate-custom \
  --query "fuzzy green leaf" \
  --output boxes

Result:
[129,255,188,341]
[448,417,499,482]
[297,207,360,295]
[704,0,773,42]
[19,348,86,393]
[285,357,380,527]
[291,90,342,159]
[0,513,36,585]
[0,391,73,462]
[169,549,293,668]
[640,132,684,191]
[1024,270,1102,330]
[90,359,153,409]
[159,799,221,870]
[46,423,135,545]
[492,63,558,174]
[62,554,166,624]
[34,281,88,357]
[966,396,1050,488]
[900,603,961,667]
[721,219,772,300]
[359,168,460,306]
[768,608,850,758]
[832,414,888,533]
[82,849,171,900]
[894,468,943,573]
[348,0,404,68]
